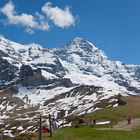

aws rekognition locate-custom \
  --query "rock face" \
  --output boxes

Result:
[20,65,47,86]
[0,58,16,82]
[127,65,140,81]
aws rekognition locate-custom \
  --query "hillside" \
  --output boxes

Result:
[3,95,140,140]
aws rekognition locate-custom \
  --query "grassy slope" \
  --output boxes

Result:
[86,95,140,126]
[46,127,140,140]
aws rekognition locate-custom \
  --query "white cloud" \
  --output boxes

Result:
[0,1,77,34]
[0,1,49,33]
[25,27,34,35]
[42,2,75,28]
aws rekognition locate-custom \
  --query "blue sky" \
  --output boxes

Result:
[0,0,140,64]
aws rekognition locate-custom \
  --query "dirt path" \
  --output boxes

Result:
[97,118,140,131]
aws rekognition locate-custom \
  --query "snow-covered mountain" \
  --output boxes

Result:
[0,34,140,136]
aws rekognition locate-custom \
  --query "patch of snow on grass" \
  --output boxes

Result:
[96,121,111,125]
[3,130,14,137]
[113,103,118,107]
[17,126,24,131]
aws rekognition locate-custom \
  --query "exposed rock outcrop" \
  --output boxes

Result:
[0,58,16,82]
[20,65,47,86]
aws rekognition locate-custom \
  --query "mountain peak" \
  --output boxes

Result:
[70,37,98,50]
[28,43,43,50]
[72,37,85,42]
[58,37,97,52]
